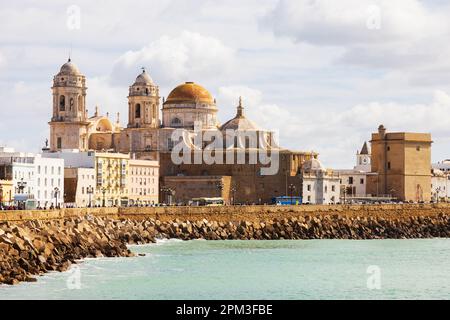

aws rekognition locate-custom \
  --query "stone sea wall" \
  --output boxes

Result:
[0,204,449,285]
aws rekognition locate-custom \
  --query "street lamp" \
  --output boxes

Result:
[288,184,296,205]
[17,178,27,194]
[216,181,224,196]
[87,185,94,207]
[230,184,237,205]
[53,187,60,209]
[101,187,107,207]
[160,186,175,205]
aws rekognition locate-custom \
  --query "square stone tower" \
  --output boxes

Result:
[367,125,432,202]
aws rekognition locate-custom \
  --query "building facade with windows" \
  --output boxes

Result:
[366,125,432,202]
[335,142,372,200]
[301,158,340,205]
[128,159,159,205]
[0,148,64,208]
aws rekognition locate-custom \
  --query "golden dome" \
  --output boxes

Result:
[165,82,214,105]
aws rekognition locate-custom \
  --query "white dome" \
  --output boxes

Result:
[134,70,154,85]
[59,59,81,75]
[303,158,325,172]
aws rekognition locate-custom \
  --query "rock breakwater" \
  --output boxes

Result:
[1,212,449,285]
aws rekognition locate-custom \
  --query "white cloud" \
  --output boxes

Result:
[0,51,5,68]
[109,31,236,86]
[263,0,450,85]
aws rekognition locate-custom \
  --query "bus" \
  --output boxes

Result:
[192,197,225,207]
[272,196,302,206]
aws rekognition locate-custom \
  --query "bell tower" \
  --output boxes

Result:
[127,68,160,129]
[355,141,371,172]
[49,58,89,151]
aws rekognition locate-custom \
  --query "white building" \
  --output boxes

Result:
[0,147,64,208]
[335,142,372,200]
[431,161,450,202]
[128,159,159,206]
[301,158,340,205]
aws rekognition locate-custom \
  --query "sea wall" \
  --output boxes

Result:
[1,204,449,285]
[2,203,450,222]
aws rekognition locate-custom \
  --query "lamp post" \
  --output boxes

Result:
[160,186,175,205]
[342,184,347,205]
[216,181,224,197]
[230,184,237,206]
[53,187,60,209]
[288,184,296,205]
[87,185,94,207]
[0,185,3,208]
[17,178,27,194]
[101,187,107,207]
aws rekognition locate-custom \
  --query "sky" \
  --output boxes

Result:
[1,0,450,168]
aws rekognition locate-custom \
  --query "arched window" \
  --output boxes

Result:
[69,98,74,111]
[135,104,141,119]
[171,117,182,127]
[59,95,66,111]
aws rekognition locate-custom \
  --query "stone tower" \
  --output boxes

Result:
[49,58,89,151]
[127,69,160,129]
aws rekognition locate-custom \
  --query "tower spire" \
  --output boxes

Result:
[236,96,244,118]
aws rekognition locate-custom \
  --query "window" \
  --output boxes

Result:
[135,104,141,119]
[387,146,390,151]
[416,146,421,151]
[324,186,328,193]
[168,138,174,151]
[57,137,62,149]
[307,184,311,192]
[360,178,364,184]
[307,196,311,202]
[171,117,182,127]
[331,185,335,192]
[59,95,66,111]
[349,177,354,185]
[37,166,41,174]
[51,167,54,175]
[388,162,391,170]
[58,167,61,175]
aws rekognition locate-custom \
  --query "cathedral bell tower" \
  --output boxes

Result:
[49,58,89,152]
[127,68,160,128]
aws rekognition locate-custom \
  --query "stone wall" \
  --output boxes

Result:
[1,203,450,222]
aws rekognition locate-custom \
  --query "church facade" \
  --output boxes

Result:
[49,59,317,204]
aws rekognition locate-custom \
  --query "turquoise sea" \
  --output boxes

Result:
[0,239,449,300]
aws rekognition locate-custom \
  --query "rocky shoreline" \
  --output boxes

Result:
[1,213,449,285]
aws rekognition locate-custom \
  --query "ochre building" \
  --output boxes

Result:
[367,125,432,202]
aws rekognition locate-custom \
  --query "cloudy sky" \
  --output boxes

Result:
[1,0,450,168]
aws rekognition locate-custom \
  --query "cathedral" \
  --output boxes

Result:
[49,59,316,204]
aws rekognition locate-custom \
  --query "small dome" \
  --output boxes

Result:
[165,82,214,105]
[303,158,325,172]
[220,117,260,131]
[59,59,81,75]
[134,69,154,85]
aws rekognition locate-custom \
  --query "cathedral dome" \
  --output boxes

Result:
[133,69,154,85]
[165,82,214,105]
[220,97,260,131]
[59,59,81,75]
[303,158,325,172]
